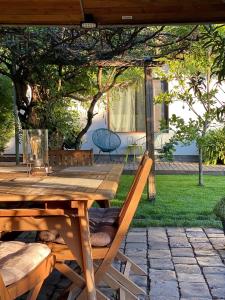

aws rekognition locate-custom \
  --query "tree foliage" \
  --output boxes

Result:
[202,25,225,82]
[0,25,198,120]
[0,25,199,148]
[155,44,225,185]
[0,76,14,152]
[202,128,225,165]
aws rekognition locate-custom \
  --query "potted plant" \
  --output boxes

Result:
[213,197,225,234]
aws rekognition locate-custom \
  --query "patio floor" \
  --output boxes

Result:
[95,156,225,175]
[17,227,225,300]
[1,158,225,175]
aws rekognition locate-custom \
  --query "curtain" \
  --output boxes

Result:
[109,80,167,132]
[110,85,135,131]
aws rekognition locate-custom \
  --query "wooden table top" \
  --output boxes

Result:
[0,164,124,202]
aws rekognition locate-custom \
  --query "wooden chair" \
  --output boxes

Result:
[0,241,55,300]
[44,154,152,299]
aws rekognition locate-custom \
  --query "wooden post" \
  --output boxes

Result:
[144,63,156,201]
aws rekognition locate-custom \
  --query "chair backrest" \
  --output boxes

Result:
[119,151,148,221]
[49,150,93,167]
[95,154,152,278]
[118,154,152,227]
[92,128,121,153]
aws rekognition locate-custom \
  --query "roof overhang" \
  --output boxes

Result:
[0,0,225,26]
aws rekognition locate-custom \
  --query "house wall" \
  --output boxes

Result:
[3,134,23,154]
[168,88,198,157]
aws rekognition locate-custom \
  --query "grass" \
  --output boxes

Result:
[111,174,225,228]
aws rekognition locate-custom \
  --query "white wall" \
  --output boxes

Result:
[3,135,23,155]
[168,86,199,156]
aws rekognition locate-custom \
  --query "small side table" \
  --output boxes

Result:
[125,144,144,163]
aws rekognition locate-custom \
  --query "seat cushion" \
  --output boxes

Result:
[89,207,120,226]
[0,241,51,286]
[39,207,120,247]
[39,224,117,248]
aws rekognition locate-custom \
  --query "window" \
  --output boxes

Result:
[108,80,168,132]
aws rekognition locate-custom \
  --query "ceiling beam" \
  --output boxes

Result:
[0,0,224,25]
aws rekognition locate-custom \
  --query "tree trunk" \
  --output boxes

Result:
[73,92,103,149]
[13,79,30,126]
[198,146,204,186]
[14,79,47,129]
[12,85,20,165]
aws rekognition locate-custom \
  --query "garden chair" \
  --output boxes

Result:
[0,241,55,300]
[40,153,152,299]
[92,128,121,160]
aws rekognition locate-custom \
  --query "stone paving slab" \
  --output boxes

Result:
[17,227,225,299]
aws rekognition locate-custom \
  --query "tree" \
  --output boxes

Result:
[155,45,225,186]
[0,75,14,152]
[0,25,199,129]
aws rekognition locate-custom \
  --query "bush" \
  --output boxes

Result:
[213,197,225,221]
[158,138,177,161]
[202,128,225,165]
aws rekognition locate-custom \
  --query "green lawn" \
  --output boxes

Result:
[112,174,225,228]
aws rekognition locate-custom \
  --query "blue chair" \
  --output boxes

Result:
[92,128,121,160]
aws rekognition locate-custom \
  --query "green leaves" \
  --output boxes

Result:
[202,128,225,165]
[0,76,14,152]
[213,197,225,221]
[202,25,225,82]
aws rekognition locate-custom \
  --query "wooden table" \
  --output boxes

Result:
[0,163,123,300]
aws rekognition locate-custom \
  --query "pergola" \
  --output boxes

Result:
[1,0,225,200]
[0,0,225,25]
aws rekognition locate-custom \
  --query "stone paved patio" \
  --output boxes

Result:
[32,227,225,299]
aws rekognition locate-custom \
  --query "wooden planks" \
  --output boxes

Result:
[0,0,224,25]
[0,164,123,203]
[0,0,82,24]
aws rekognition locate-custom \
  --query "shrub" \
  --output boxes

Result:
[158,138,177,161]
[202,128,225,165]
[213,197,225,221]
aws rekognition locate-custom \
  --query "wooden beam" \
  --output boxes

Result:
[91,60,160,68]
[144,64,156,201]
[0,0,224,25]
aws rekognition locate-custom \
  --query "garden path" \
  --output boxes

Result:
[17,227,225,300]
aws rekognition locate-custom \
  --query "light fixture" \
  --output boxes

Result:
[122,16,133,20]
[80,14,97,29]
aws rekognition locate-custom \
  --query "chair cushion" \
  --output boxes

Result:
[89,207,120,228]
[0,241,51,286]
[39,224,117,247]
[39,207,120,247]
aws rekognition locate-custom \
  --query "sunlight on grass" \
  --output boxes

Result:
[112,174,225,228]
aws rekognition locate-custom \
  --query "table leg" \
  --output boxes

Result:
[133,146,137,162]
[125,147,130,164]
[79,208,96,300]
[58,212,96,300]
